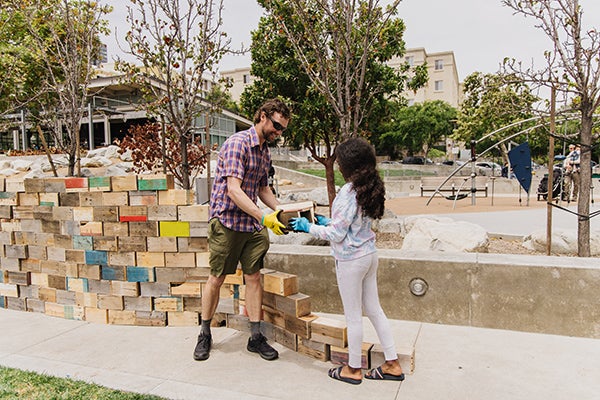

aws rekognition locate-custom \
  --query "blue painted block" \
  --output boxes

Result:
[85,250,108,265]
[73,236,94,250]
[0,296,4,308]
[126,266,155,282]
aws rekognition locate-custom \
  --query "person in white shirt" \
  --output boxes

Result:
[563,144,580,201]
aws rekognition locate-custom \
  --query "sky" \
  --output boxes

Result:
[101,0,600,82]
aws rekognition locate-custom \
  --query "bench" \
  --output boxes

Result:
[420,176,488,198]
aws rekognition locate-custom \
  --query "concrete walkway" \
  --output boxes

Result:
[2,308,600,400]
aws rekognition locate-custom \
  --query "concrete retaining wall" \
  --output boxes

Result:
[266,245,600,339]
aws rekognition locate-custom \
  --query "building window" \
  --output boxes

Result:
[434,80,443,91]
[243,74,251,84]
[405,56,414,66]
[434,59,444,70]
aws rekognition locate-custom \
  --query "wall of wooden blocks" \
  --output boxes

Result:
[0,174,407,370]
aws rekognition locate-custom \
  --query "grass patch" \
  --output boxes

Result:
[0,366,166,400]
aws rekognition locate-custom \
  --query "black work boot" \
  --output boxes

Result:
[193,333,212,361]
[247,333,278,360]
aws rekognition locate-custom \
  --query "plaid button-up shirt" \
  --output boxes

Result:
[209,126,270,232]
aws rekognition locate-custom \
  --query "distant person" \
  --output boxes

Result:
[563,144,581,201]
[193,98,290,362]
[291,137,404,385]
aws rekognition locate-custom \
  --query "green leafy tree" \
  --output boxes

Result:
[503,0,600,257]
[118,0,237,189]
[454,72,539,163]
[247,0,427,205]
[380,100,457,159]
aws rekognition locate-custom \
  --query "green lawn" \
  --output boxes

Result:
[0,366,166,400]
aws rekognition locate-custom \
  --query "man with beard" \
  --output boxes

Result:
[193,98,290,361]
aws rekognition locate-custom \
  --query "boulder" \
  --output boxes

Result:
[10,159,33,171]
[0,168,21,177]
[400,215,455,236]
[307,187,331,206]
[522,229,600,256]
[401,217,489,253]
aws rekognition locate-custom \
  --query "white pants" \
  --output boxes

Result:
[335,252,397,368]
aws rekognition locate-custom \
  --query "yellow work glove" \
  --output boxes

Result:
[261,210,286,235]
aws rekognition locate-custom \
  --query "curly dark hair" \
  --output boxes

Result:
[335,137,385,220]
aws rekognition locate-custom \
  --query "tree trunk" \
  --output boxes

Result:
[180,133,190,190]
[324,156,337,211]
[36,125,57,177]
[577,108,593,257]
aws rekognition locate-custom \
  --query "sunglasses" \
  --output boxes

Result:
[267,114,287,132]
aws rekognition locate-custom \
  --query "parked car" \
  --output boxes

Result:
[476,161,503,176]
[402,156,433,165]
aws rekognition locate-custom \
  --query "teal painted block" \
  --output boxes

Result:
[0,296,4,308]
[126,266,155,282]
[73,236,94,250]
[88,176,111,189]
[85,250,107,265]
[67,277,89,292]
[64,305,83,320]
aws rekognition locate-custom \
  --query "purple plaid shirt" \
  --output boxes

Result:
[209,126,270,232]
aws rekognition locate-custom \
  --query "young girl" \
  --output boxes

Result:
[290,137,404,385]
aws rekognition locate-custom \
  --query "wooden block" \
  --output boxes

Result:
[155,267,186,283]
[55,234,74,249]
[0,192,18,206]
[39,192,60,206]
[20,219,42,233]
[66,277,89,292]
[136,252,165,267]
[126,266,155,282]
[276,200,316,227]
[167,311,199,326]
[118,236,147,252]
[108,309,136,325]
[226,313,250,332]
[73,235,94,250]
[5,180,24,193]
[159,221,190,237]
[65,249,85,263]
[119,205,147,222]
[93,236,118,252]
[129,221,159,236]
[135,311,167,326]
[177,205,209,222]
[5,244,28,259]
[103,222,129,237]
[101,265,126,281]
[185,267,210,282]
[85,250,108,265]
[12,206,34,219]
[154,296,183,312]
[215,296,239,314]
[59,192,81,207]
[262,291,277,309]
[285,314,318,339]
[1,257,20,272]
[0,283,19,297]
[32,205,53,220]
[102,191,129,206]
[311,316,348,347]
[97,294,124,310]
[195,252,210,268]
[110,281,139,297]
[26,298,46,313]
[262,305,285,328]
[129,190,158,207]
[61,304,84,320]
[137,174,174,191]
[18,193,39,206]
[297,337,330,362]
[370,343,416,375]
[55,289,77,305]
[38,287,57,302]
[158,189,194,205]
[46,247,66,262]
[61,220,81,236]
[78,191,104,207]
[263,271,298,296]
[164,252,195,268]
[6,296,26,311]
[189,221,208,237]
[183,297,202,312]
[0,296,4,309]
[76,292,98,308]
[85,307,108,324]
[88,176,111,192]
[177,237,208,252]
[88,279,111,294]
[18,284,38,298]
[0,205,12,219]
[111,176,138,192]
[147,205,178,221]
[92,206,119,222]
[139,282,170,297]
[64,177,88,192]
[0,220,20,233]
[170,282,201,297]
[52,206,74,221]
[223,268,244,285]
[23,178,45,193]
[78,264,101,280]
[30,272,49,286]
[147,236,178,252]
[330,342,373,369]
[7,271,31,285]
[44,302,65,318]
[80,221,103,236]
[40,220,60,234]
[276,293,311,317]
[108,251,135,266]
[123,296,153,312]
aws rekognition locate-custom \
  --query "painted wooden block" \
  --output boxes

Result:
[59,192,81,207]
[159,221,190,237]
[118,236,147,252]
[39,192,59,206]
[97,294,124,310]
[64,177,88,192]
[18,193,39,206]
[158,189,194,205]
[330,342,373,370]
[67,277,89,293]
[170,282,201,297]
[0,192,17,206]
[88,176,111,192]
[137,174,174,191]
[108,251,135,266]
[297,337,330,362]
[135,252,165,267]
[154,296,183,312]
[85,307,108,324]
[73,235,94,250]
[102,191,129,206]
[111,175,137,192]
[129,221,159,237]
[0,296,4,309]
[129,190,158,206]
[164,252,195,268]
[85,250,108,265]
[262,271,299,296]
[178,205,209,222]
[108,309,136,325]
[101,265,126,281]
[58,304,84,321]
[103,222,129,237]
[167,311,199,326]
[147,237,177,252]
[123,296,153,312]
[147,205,178,221]
[92,206,119,222]
[93,236,118,252]
[177,237,208,252]
[310,317,348,348]
[119,205,147,222]
[126,266,155,282]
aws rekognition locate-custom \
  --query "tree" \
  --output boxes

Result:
[380,100,457,159]
[118,0,236,189]
[6,0,111,176]
[253,0,427,205]
[454,72,539,163]
[503,0,600,257]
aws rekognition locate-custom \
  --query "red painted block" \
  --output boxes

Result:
[65,177,88,189]
[119,215,148,222]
